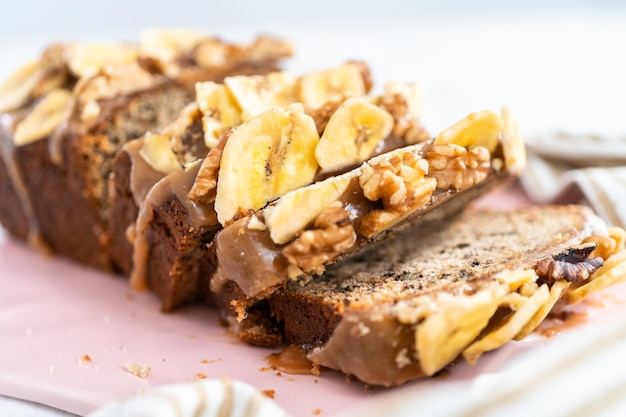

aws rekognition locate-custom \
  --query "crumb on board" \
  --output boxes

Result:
[77,354,92,365]
[287,377,295,382]
[125,362,150,378]
[262,389,275,399]
[195,373,207,380]
[201,358,222,364]
[313,408,322,415]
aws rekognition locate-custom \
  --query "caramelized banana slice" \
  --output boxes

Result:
[214,107,320,225]
[0,60,44,113]
[435,110,502,153]
[297,63,367,111]
[315,97,394,173]
[13,89,72,146]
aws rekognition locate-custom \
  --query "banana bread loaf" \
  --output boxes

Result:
[0,29,292,270]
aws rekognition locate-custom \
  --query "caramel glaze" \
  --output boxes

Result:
[124,138,172,206]
[308,306,426,387]
[212,148,507,309]
[265,344,319,375]
[0,106,50,252]
[130,160,217,290]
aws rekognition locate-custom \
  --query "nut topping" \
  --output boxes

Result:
[282,204,356,274]
[358,152,436,237]
[187,139,225,204]
[308,98,345,134]
[425,144,491,191]
[534,243,604,283]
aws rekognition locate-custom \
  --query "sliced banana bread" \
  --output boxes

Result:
[124,64,428,311]
[0,29,292,270]
[263,205,625,386]
[210,107,526,334]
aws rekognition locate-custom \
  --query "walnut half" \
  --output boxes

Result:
[282,203,356,275]
[425,144,491,191]
[358,151,437,237]
[535,243,604,283]
[187,135,227,204]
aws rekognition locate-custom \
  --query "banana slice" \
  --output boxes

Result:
[139,27,207,61]
[417,285,506,376]
[297,62,367,111]
[139,133,183,174]
[65,43,138,78]
[383,81,424,120]
[500,106,526,174]
[224,71,297,122]
[215,107,320,225]
[0,60,44,113]
[13,88,72,146]
[315,97,394,173]
[264,172,353,245]
[434,110,502,152]
[195,81,242,148]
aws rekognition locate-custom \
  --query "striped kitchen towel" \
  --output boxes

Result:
[520,132,626,229]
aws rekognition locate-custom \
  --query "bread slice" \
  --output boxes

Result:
[256,205,626,386]
[123,64,431,311]
[108,104,208,276]
[0,30,292,270]
[210,107,526,336]
[108,61,376,279]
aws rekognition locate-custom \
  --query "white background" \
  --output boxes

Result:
[0,0,623,39]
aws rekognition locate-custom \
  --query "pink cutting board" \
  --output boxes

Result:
[1,184,624,416]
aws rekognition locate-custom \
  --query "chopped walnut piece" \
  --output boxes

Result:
[535,243,604,283]
[188,139,225,203]
[308,98,345,134]
[358,152,437,237]
[424,144,491,191]
[282,204,356,274]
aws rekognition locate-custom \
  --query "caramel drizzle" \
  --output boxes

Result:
[0,111,50,252]
[124,138,169,206]
[130,161,217,290]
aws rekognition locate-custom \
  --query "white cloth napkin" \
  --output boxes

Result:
[520,132,626,228]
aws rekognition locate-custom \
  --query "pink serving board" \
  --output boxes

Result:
[1,184,625,416]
